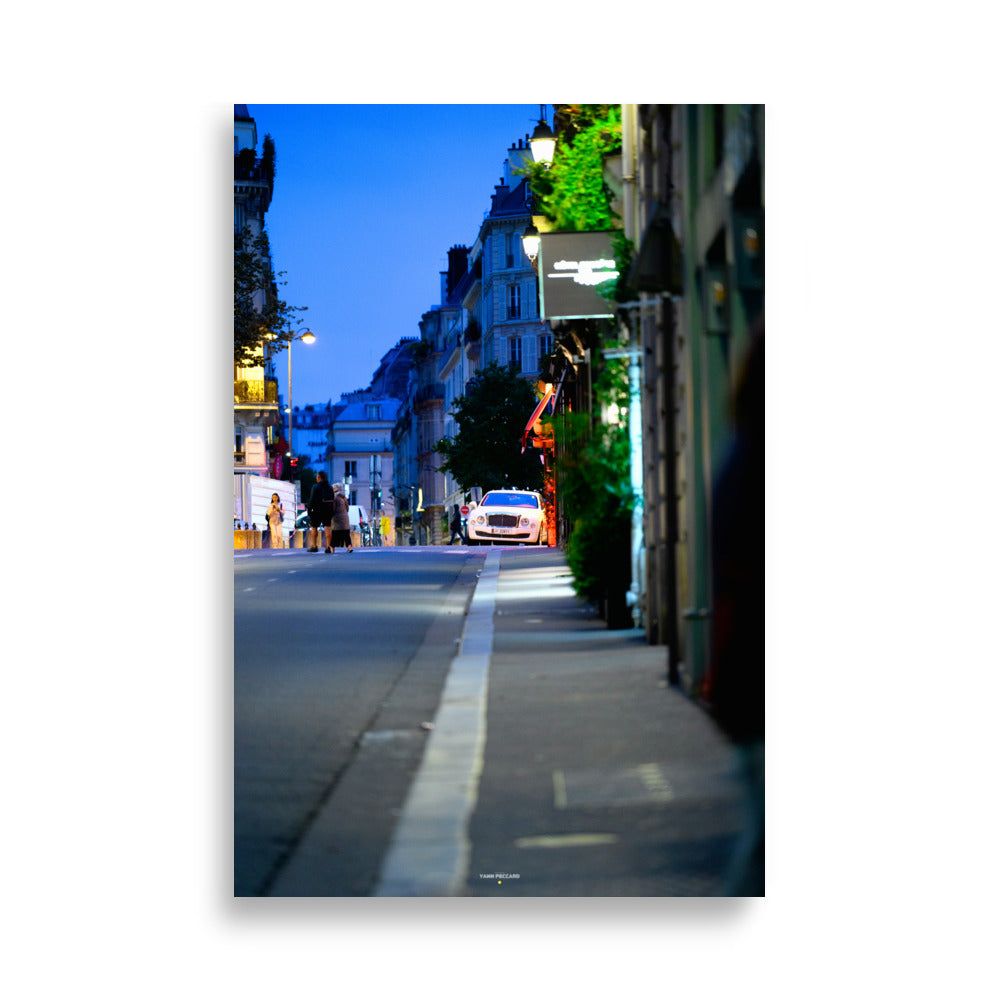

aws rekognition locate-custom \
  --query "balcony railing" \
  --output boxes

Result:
[415,384,445,405]
[234,378,279,404]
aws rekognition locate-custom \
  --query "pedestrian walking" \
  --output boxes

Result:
[330,482,353,553]
[307,471,335,552]
[266,493,284,549]
[448,504,464,545]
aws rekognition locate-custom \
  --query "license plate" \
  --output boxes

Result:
[491,527,516,535]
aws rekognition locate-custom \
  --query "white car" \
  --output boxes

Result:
[466,489,547,546]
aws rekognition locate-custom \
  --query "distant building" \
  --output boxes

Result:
[369,337,419,401]
[292,337,416,485]
[290,401,342,472]
[325,392,402,532]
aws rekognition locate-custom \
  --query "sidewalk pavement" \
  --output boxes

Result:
[377,545,748,898]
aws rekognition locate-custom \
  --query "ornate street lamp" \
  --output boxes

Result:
[529,106,556,167]
[521,222,540,266]
[525,107,555,269]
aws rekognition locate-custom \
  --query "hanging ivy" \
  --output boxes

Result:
[520,105,622,232]
[520,105,636,622]
[554,343,635,612]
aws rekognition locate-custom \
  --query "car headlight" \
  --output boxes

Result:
[520,516,531,527]
[474,515,484,524]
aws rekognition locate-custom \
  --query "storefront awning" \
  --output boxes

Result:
[521,382,555,453]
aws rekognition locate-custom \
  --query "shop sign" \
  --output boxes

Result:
[538,231,618,320]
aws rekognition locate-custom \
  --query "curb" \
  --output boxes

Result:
[373,549,500,896]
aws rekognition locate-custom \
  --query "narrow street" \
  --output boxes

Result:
[234,546,481,896]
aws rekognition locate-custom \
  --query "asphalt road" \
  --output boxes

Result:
[233,545,482,896]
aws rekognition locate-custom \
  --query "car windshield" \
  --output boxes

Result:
[481,492,539,508]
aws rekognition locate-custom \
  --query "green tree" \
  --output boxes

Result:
[293,459,316,498]
[434,362,545,494]
[234,224,307,367]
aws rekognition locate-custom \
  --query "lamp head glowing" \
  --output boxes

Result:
[529,119,556,167]
[521,223,540,262]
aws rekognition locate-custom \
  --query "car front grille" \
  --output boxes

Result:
[486,514,519,527]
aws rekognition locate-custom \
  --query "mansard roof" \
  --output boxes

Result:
[335,397,403,423]
[447,267,474,306]
[489,177,531,219]
[234,104,252,121]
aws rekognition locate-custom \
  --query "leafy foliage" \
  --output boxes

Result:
[518,104,634,614]
[596,231,637,305]
[290,459,315,497]
[234,224,307,367]
[261,134,276,188]
[434,362,545,494]
[520,105,622,232]
[555,347,634,606]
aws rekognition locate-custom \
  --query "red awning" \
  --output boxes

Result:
[521,383,555,453]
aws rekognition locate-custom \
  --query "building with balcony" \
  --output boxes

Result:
[412,307,448,544]
[325,392,402,536]
[465,136,551,382]
[233,104,282,478]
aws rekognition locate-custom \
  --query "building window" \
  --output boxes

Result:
[506,232,515,268]
[366,403,381,420]
[345,460,357,478]
[507,283,521,319]
[509,337,522,374]
[538,333,553,359]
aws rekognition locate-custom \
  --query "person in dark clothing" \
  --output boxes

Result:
[703,321,764,896]
[307,471,335,552]
[448,504,464,544]
[329,482,353,553]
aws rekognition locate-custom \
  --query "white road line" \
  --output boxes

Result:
[373,549,499,897]
[515,833,619,849]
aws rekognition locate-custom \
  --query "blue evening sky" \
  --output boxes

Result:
[248,104,545,409]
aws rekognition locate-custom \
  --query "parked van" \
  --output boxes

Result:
[348,505,369,531]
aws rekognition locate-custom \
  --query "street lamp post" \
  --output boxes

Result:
[285,329,316,460]
[523,106,556,270]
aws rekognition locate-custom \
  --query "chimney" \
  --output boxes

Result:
[491,176,509,212]
[505,140,531,185]
[446,245,470,298]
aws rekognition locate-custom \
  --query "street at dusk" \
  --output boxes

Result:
[234,102,765,900]
[235,545,743,897]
